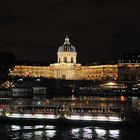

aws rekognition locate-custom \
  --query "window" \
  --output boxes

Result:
[64,57,67,62]
[59,58,61,63]
[71,57,73,63]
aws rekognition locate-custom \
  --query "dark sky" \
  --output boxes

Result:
[0,0,140,64]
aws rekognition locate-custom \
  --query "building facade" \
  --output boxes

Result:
[118,54,140,81]
[10,36,139,81]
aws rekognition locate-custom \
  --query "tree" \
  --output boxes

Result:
[0,52,16,83]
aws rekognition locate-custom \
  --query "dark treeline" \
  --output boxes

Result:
[0,52,16,83]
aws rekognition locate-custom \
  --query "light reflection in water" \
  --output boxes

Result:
[45,130,56,138]
[23,132,33,139]
[71,128,81,139]
[83,127,93,139]
[34,131,43,137]
[95,128,107,137]
[8,125,122,140]
[35,125,44,129]
[11,125,21,131]
[23,126,33,130]
[109,130,120,139]
[45,125,55,129]
[71,128,80,134]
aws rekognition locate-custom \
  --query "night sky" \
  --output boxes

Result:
[0,0,140,64]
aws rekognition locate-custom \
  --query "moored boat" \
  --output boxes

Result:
[0,104,126,126]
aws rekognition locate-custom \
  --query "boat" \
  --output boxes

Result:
[0,103,127,126]
[1,97,140,126]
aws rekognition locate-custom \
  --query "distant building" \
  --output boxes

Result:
[10,36,139,81]
[118,53,140,81]
[119,53,140,63]
[50,35,81,80]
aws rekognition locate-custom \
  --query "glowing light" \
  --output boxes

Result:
[35,125,44,129]
[23,126,33,130]
[45,125,55,129]
[34,114,56,119]
[96,116,108,121]
[23,114,32,118]
[36,78,40,81]
[9,113,58,119]
[71,128,80,134]
[68,115,81,120]
[46,130,56,138]
[106,82,116,86]
[71,128,80,139]
[120,96,126,101]
[23,132,33,139]
[83,116,93,120]
[67,115,122,122]
[83,127,93,139]
[95,128,107,136]
[5,112,11,117]
[10,113,21,118]
[108,116,121,121]
[8,113,122,122]
[109,130,120,139]
[11,125,21,131]
[33,114,46,118]
[46,114,56,119]
[34,131,43,136]
[18,78,23,81]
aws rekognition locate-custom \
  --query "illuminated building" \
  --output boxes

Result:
[10,36,139,81]
[80,65,118,80]
[10,65,50,77]
[50,35,81,80]
[118,54,140,81]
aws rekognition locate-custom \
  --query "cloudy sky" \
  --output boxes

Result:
[0,0,140,64]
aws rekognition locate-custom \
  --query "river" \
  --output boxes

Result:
[0,96,140,139]
[0,124,140,140]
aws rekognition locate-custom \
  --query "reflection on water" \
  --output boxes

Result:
[11,125,21,131]
[83,127,93,139]
[0,96,140,139]
[23,132,33,139]
[23,126,33,130]
[71,128,80,139]
[95,128,107,137]
[0,124,138,140]
[34,131,44,139]
[109,130,120,139]
[35,125,44,129]
[45,130,56,138]
[0,125,124,140]
[8,125,57,140]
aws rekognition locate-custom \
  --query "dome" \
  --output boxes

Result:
[58,44,76,52]
[58,35,76,53]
